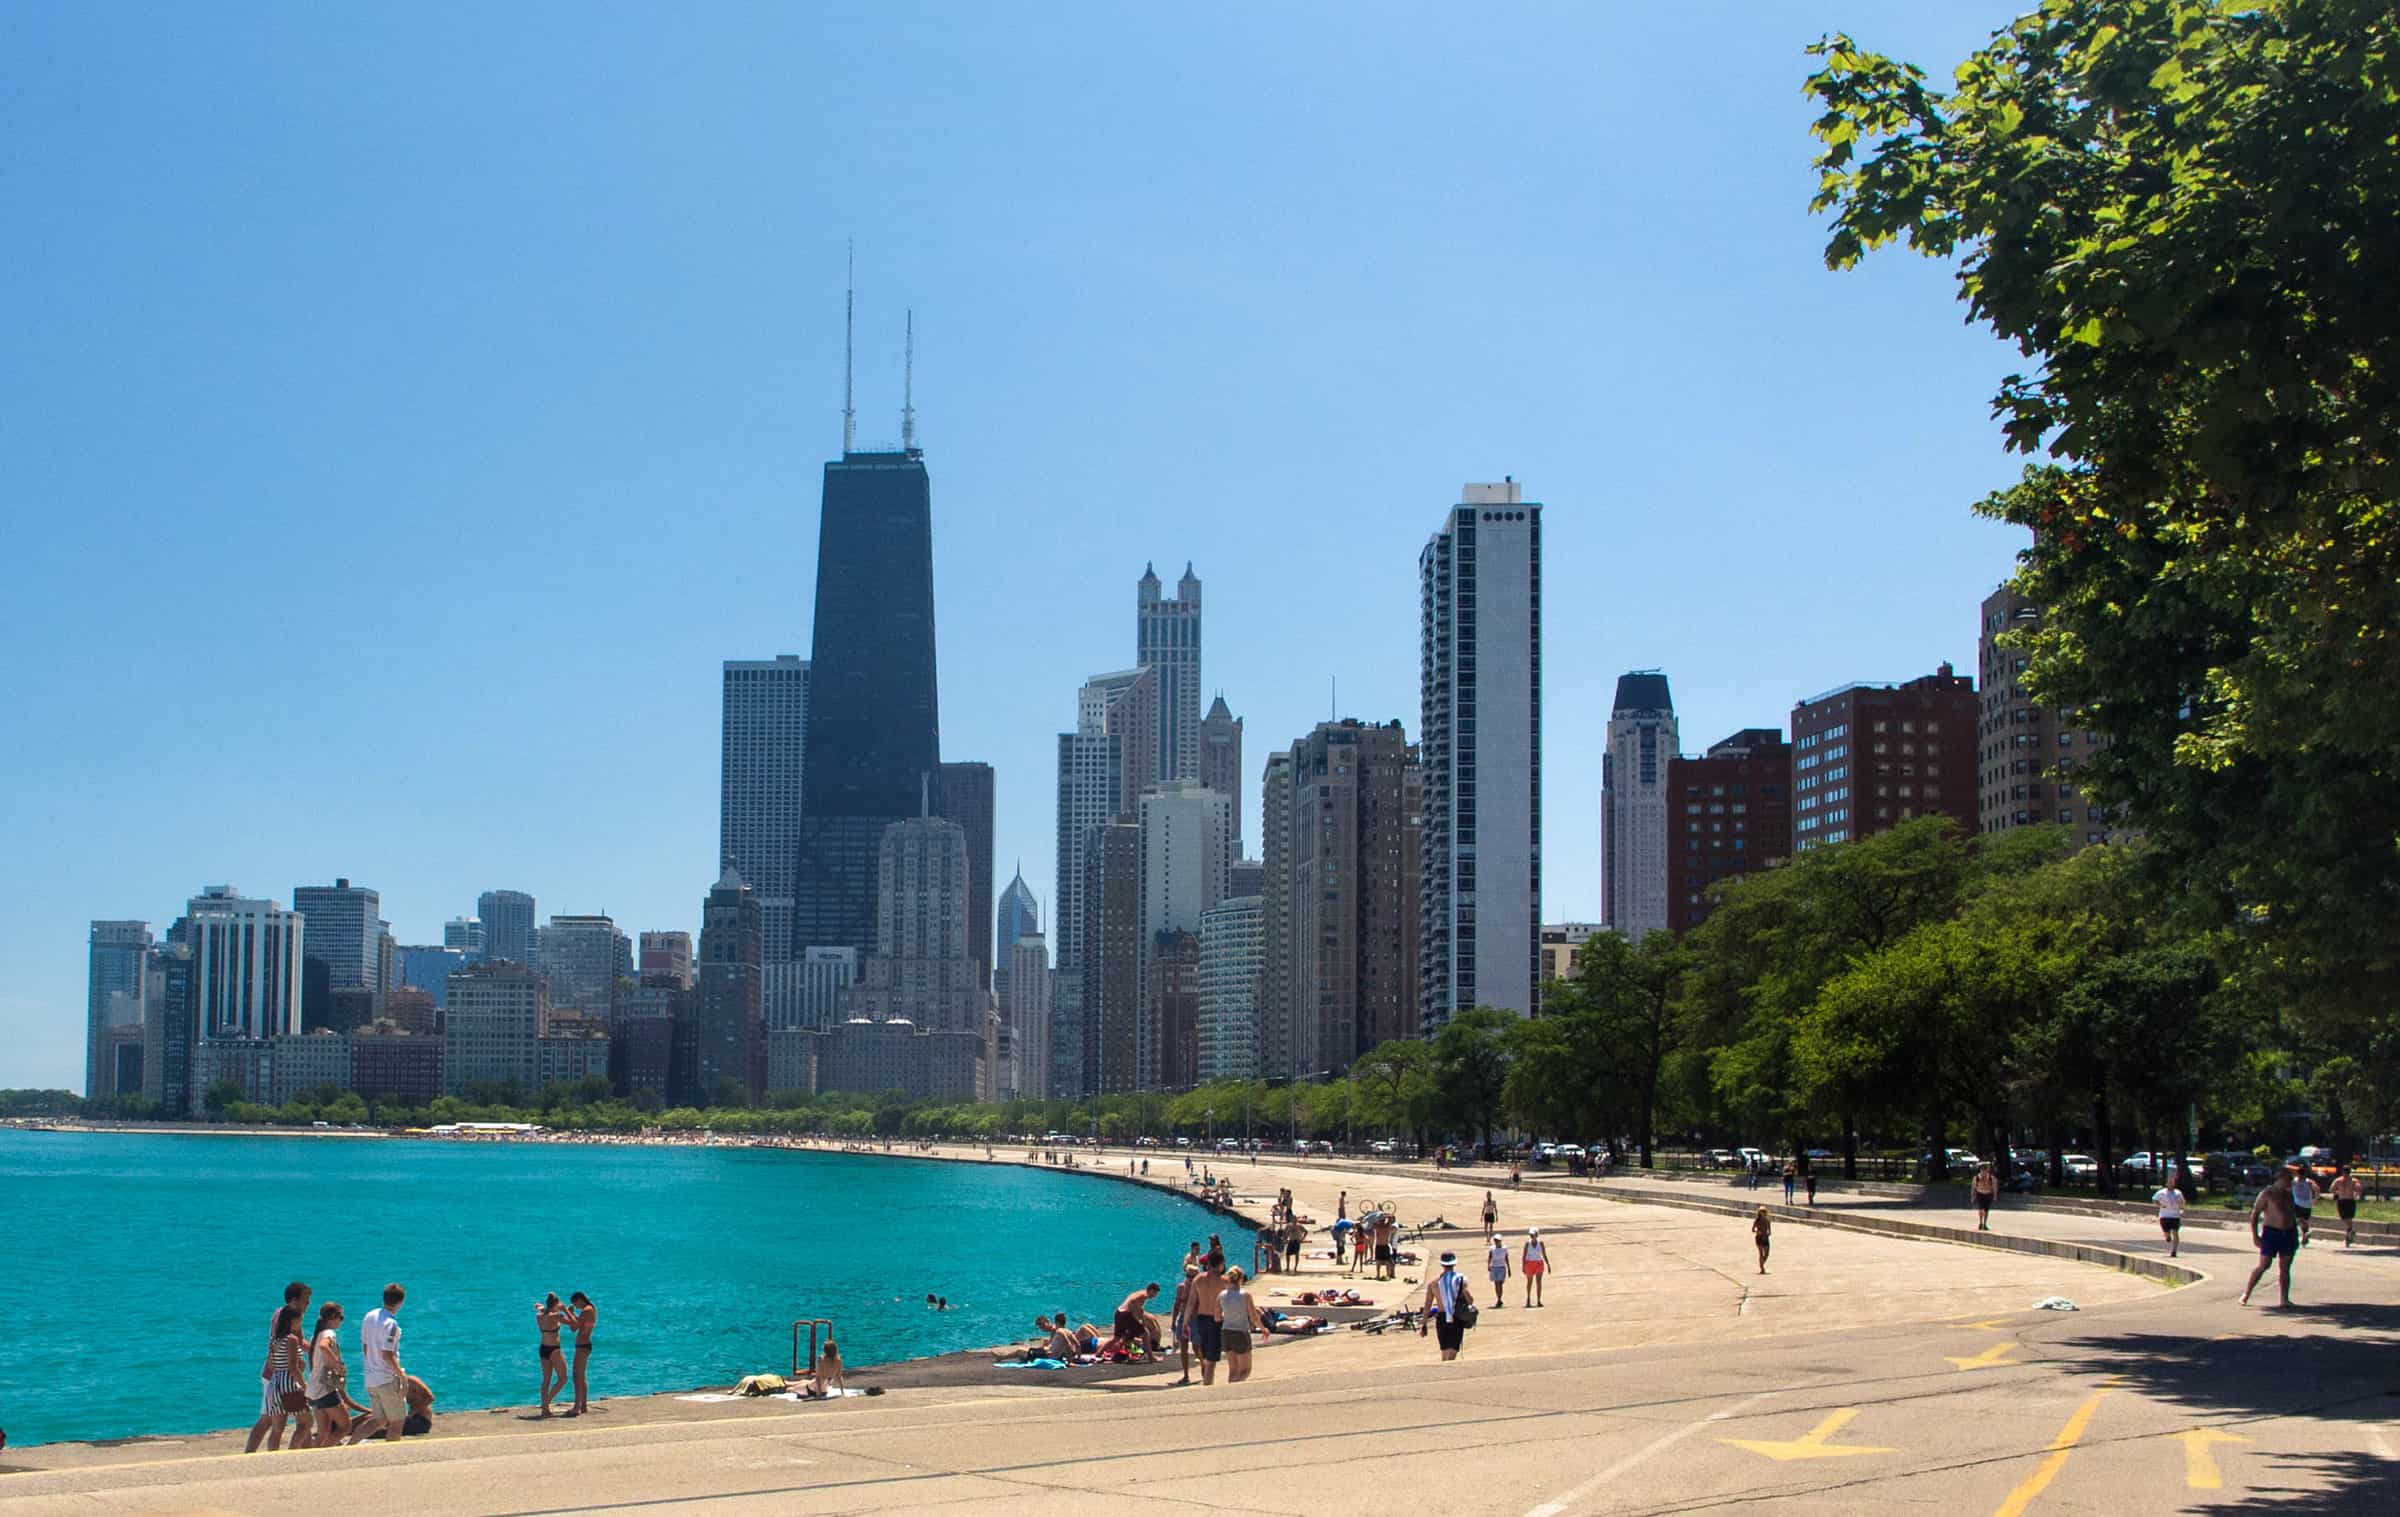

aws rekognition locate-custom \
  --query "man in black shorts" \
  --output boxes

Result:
[1188,1255,1228,1385]
[2331,1166,2366,1247]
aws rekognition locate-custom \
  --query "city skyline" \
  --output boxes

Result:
[3,2,2039,1088]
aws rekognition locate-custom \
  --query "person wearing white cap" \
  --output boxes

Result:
[1521,1228,1550,1307]
[1486,1234,1512,1307]
[1420,1252,1476,1361]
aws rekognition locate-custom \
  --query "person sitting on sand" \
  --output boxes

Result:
[807,1339,845,1398]
[1045,1317,1082,1359]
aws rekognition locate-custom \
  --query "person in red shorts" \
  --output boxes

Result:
[1520,1227,1551,1307]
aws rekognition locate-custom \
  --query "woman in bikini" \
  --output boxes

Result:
[535,1293,569,1416]
[1752,1205,1773,1273]
[566,1292,597,1415]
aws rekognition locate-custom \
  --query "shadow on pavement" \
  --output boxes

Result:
[2055,1300,2400,1509]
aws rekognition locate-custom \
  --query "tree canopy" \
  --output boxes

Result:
[1806,0,2400,1035]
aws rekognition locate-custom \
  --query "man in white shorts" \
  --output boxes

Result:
[360,1283,410,1442]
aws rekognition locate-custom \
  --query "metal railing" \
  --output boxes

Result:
[790,1318,836,1378]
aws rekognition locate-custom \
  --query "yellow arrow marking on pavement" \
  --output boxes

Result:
[2171,1429,2250,1489]
[1946,1341,2023,1371]
[1717,1408,1895,1462]
[1963,1318,2015,1332]
[1992,1391,2110,1517]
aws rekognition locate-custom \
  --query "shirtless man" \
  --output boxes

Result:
[1108,1283,1162,1354]
[2241,1169,2302,1307]
[2331,1165,2367,1247]
[1167,1265,1199,1382]
[1188,1253,1230,1385]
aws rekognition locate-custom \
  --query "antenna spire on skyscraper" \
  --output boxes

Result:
[902,308,917,451]
[842,240,857,456]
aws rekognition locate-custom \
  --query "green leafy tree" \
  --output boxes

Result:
[1430,1008,1515,1156]
[1807,1,2400,1033]
[1564,929,1690,1166]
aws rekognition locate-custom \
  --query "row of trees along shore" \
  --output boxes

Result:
[16,819,2389,1192]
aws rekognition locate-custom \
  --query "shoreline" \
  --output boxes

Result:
[1,1131,1274,1454]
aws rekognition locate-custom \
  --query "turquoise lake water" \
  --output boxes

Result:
[0,1130,1242,1448]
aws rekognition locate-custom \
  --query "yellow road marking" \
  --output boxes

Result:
[1991,1391,2110,1517]
[1962,1318,2015,1332]
[2171,1428,2249,1489]
[1946,1341,2022,1371]
[1717,1408,1896,1462]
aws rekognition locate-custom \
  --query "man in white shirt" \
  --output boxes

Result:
[2291,1169,2319,1246]
[2153,1180,2186,1258]
[359,1283,409,1443]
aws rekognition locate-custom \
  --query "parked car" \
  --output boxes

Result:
[2118,1151,2177,1178]
[1134,1135,1161,1147]
[1736,1146,1771,1169]
[1805,1148,1838,1161]
[1174,1136,1192,1148]
[1369,1139,1397,1155]
[1918,1148,1981,1176]
[1704,1148,1739,1168]
[2199,1152,2269,1189]
[2060,1153,2099,1181]
[1216,1137,1241,1151]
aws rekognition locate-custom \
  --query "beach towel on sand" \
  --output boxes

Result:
[994,1358,1068,1370]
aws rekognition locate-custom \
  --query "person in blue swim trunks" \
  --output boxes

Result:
[2241,1168,2302,1307]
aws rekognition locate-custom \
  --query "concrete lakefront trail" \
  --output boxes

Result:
[6,1148,2396,1515]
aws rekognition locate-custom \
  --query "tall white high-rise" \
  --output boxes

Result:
[721,655,810,964]
[187,887,305,1042]
[1419,480,1543,1026]
[1052,667,1156,1098]
[1137,779,1233,1087]
[1602,672,1678,941]
[1004,932,1052,1100]
[1136,563,1203,783]
[1197,894,1263,1082]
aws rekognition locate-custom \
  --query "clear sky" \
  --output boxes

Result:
[1,2,2036,1087]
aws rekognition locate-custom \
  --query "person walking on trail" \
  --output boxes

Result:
[360,1283,410,1443]
[1805,1166,1819,1206]
[2292,1166,2319,1246]
[1521,1228,1550,1306]
[1486,1234,1512,1307]
[1752,1206,1773,1273]
[2241,1170,2302,1307]
[1782,1159,1798,1205]
[2331,1166,2366,1247]
[1218,1268,1264,1384]
[1420,1252,1476,1362]
[1481,1190,1499,1234]
[246,1281,311,1453]
[2153,1176,2187,1258]
[1971,1163,1999,1231]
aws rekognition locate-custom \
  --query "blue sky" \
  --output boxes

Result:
[1,2,2034,1087]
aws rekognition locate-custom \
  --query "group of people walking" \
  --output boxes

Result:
[244,1278,596,1451]
[246,1280,418,1452]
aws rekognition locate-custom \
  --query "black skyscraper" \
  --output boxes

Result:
[791,447,943,960]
